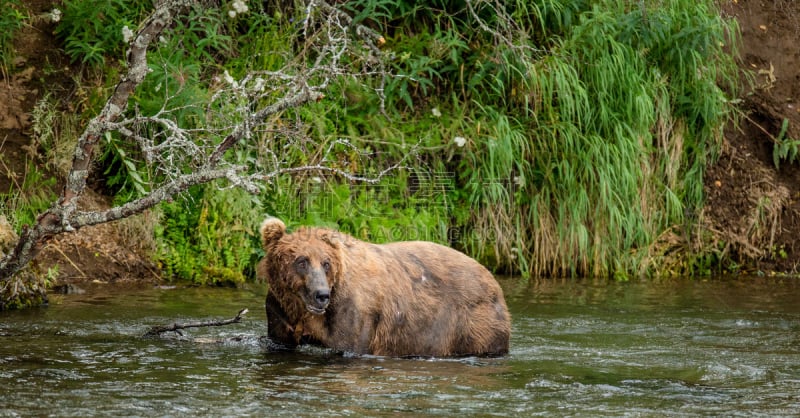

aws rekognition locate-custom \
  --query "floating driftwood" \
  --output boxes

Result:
[144,308,249,338]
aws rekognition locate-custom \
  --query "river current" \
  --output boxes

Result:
[1,277,798,416]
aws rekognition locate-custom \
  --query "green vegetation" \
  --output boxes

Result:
[0,0,25,77]
[772,118,799,169]
[0,160,54,310]
[155,184,262,285]
[55,0,151,66]
[294,0,739,279]
[9,0,739,284]
[0,159,57,235]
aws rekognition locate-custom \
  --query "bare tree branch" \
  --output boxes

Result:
[0,0,399,291]
[143,308,249,337]
[62,0,198,226]
[208,88,324,166]
[70,167,242,227]
[260,163,403,184]
[0,0,198,282]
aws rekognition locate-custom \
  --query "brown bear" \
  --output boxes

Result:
[259,217,511,357]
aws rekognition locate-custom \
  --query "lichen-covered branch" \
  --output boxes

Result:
[61,0,198,221]
[0,0,197,284]
[0,0,396,307]
[70,168,243,227]
[207,88,324,166]
[259,162,404,184]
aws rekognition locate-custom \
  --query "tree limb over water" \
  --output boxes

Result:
[0,0,398,305]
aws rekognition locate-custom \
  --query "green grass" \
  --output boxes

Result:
[0,0,25,78]
[35,0,740,283]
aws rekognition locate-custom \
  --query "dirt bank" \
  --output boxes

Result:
[704,1,800,274]
[0,1,159,284]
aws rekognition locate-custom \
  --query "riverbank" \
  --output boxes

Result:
[1,1,799,287]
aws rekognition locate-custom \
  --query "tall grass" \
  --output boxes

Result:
[353,0,738,278]
[0,0,25,80]
[471,0,737,277]
[253,0,739,278]
[38,0,738,282]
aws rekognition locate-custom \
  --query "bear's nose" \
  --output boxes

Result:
[313,290,330,306]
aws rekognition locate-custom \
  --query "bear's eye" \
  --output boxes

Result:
[294,257,309,271]
[322,260,331,272]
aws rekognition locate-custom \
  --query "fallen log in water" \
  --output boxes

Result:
[143,308,248,338]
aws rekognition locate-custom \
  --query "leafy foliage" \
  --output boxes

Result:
[314,0,739,278]
[0,0,25,76]
[772,119,798,169]
[155,184,261,285]
[55,0,151,67]
[40,0,739,283]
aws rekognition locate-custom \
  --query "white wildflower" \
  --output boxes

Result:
[453,136,467,147]
[122,26,135,43]
[232,0,249,14]
[49,8,62,23]
[228,10,237,18]
[431,107,442,118]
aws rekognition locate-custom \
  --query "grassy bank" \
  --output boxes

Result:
[3,0,739,284]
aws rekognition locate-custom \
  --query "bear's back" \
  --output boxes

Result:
[342,240,510,356]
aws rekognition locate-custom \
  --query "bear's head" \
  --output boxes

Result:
[260,217,342,317]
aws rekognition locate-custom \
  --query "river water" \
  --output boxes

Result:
[1,277,798,416]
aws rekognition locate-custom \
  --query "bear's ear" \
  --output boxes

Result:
[260,217,286,250]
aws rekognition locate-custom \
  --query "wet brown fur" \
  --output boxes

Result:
[259,218,511,357]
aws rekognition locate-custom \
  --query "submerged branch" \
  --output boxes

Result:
[144,308,249,338]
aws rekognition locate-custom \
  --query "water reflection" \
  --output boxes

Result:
[252,351,511,415]
[1,277,799,416]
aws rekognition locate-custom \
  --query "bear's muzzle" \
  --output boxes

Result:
[303,270,331,315]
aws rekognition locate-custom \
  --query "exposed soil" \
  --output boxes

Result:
[1,0,799,284]
[705,0,800,274]
[0,1,160,285]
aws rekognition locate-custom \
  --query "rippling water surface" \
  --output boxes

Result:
[1,277,799,416]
